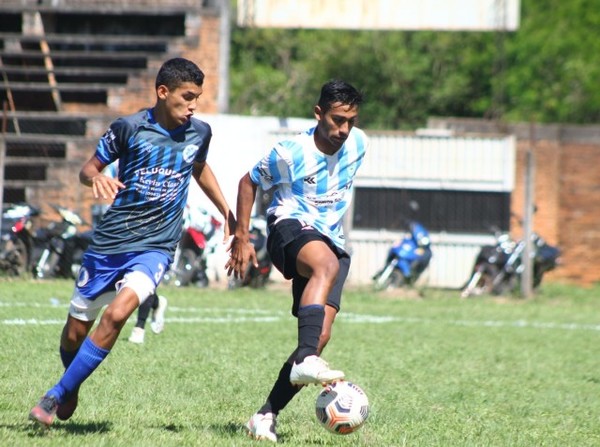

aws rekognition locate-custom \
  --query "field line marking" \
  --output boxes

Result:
[2,309,600,331]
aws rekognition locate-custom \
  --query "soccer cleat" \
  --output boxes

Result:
[290,355,345,386]
[246,412,277,443]
[29,395,58,428]
[150,295,168,334]
[56,387,79,421]
[128,327,145,344]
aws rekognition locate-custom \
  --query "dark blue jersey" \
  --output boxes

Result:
[90,109,211,257]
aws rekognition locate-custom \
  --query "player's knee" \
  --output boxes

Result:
[313,255,340,283]
[101,305,130,329]
[118,271,156,304]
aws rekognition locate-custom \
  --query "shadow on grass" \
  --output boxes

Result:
[158,421,250,437]
[20,420,112,437]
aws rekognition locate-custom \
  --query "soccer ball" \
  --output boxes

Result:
[315,381,369,435]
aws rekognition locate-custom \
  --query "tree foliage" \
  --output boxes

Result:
[229,1,600,129]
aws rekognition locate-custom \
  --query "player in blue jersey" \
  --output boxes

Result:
[29,58,235,428]
[226,80,367,442]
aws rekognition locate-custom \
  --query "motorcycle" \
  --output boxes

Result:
[163,204,222,287]
[0,203,40,276]
[461,230,560,298]
[33,204,92,279]
[228,215,272,289]
[372,221,432,290]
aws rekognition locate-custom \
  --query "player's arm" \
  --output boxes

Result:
[193,161,235,241]
[80,155,125,200]
[225,173,259,279]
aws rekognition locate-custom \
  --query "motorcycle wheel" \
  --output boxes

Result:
[4,238,29,276]
[374,267,404,291]
[461,265,497,298]
[166,248,197,287]
[491,270,518,296]
[249,274,267,289]
[36,251,60,279]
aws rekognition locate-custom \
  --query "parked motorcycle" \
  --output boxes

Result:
[228,215,272,289]
[33,204,92,279]
[163,204,221,287]
[372,221,432,290]
[461,230,560,298]
[0,203,40,276]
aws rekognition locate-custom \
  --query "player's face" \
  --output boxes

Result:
[159,82,203,129]
[314,102,359,155]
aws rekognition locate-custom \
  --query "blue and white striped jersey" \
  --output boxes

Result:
[90,108,212,257]
[250,126,368,249]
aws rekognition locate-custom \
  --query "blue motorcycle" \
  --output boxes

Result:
[372,221,432,290]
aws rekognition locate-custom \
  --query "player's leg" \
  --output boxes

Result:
[29,293,113,426]
[289,240,345,385]
[150,293,168,334]
[317,255,350,355]
[255,255,350,414]
[54,315,96,421]
[29,287,139,428]
[29,251,167,428]
[129,292,154,343]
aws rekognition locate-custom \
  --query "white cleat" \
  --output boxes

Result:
[128,327,145,344]
[246,412,277,443]
[150,295,168,334]
[289,355,345,386]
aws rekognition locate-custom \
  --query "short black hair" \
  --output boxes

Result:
[155,58,205,90]
[317,80,363,112]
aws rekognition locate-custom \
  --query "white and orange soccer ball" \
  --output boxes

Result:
[315,381,369,435]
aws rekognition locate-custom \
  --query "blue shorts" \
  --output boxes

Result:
[69,250,170,321]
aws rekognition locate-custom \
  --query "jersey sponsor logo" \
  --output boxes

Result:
[139,140,154,153]
[183,144,199,163]
[304,176,316,185]
[103,128,118,151]
[257,167,273,182]
[103,128,116,144]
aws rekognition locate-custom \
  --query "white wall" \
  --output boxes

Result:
[191,114,515,288]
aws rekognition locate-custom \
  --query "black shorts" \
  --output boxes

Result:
[266,217,351,316]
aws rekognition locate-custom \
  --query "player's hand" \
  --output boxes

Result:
[91,174,125,200]
[225,236,258,279]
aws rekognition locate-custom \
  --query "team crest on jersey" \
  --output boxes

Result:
[77,267,90,288]
[183,144,199,163]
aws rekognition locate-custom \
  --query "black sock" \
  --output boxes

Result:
[296,305,324,363]
[60,346,78,369]
[259,362,301,416]
[136,294,154,329]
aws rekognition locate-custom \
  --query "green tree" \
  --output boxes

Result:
[229,1,600,128]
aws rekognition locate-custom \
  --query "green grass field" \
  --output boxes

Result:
[1,278,599,446]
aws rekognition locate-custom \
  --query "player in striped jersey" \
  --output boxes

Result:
[226,80,368,442]
[29,58,235,428]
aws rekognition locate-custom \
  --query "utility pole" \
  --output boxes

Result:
[521,123,536,298]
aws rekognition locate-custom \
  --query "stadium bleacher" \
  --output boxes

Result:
[0,1,217,206]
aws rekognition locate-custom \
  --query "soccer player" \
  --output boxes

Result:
[226,80,368,442]
[29,57,235,428]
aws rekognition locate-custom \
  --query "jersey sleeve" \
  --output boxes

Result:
[95,117,132,165]
[249,144,291,191]
[191,119,212,164]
